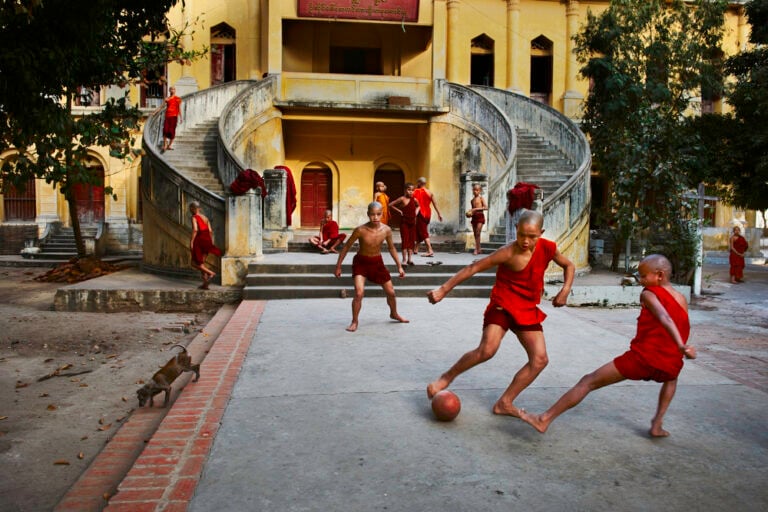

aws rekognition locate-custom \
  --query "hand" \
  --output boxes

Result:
[683,345,696,359]
[427,287,445,304]
[334,267,342,278]
[398,267,405,278]
[437,214,443,222]
[552,289,569,307]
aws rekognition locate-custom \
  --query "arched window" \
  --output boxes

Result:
[530,35,553,105]
[471,34,495,87]
[2,174,36,221]
[211,23,237,86]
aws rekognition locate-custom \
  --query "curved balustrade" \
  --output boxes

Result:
[471,86,591,251]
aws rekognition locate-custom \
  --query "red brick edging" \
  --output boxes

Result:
[56,300,265,512]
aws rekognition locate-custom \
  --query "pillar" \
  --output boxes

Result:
[222,190,263,286]
[506,0,523,93]
[174,0,200,95]
[446,0,461,83]
[562,0,584,119]
[263,168,294,250]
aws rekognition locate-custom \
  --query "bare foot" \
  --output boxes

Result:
[426,378,449,399]
[518,409,548,433]
[320,248,329,254]
[346,322,358,332]
[649,421,670,438]
[330,248,338,253]
[390,313,409,323]
[492,400,522,418]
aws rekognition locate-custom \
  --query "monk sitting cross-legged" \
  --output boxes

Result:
[426,209,575,418]
[519,254,696,437]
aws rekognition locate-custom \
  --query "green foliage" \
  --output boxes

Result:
[0,0,205,255]
[576,0,727,275]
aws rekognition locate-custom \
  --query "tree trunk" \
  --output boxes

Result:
[64,92,86,258]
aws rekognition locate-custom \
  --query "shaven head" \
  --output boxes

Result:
[368,201,382,213]
[640,254,672,277]
[517,209,544,230]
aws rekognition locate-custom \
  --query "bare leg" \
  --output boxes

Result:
[650,379,677,437]
[347,275,366,332]
[492,330,549,418]
[423,237,434,256]
[473,223,483,255]
[382,281,409,324]
[519,361,625,433]
[427,324,505,398]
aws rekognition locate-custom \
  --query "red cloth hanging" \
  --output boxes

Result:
[275,165,297,227]
[507,182,540,214]
[229,169,268,197]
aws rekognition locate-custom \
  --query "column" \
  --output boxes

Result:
[174,0,200,95]
[446,0,461,83]
[222,190,263,286]
[506,0,523,93]
[737,6,749,53]
[562,0,583,119]
[263,168,294,250]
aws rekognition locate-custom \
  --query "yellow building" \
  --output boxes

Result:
[1,1,759,270]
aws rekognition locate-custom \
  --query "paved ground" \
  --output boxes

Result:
[52,261,767,511]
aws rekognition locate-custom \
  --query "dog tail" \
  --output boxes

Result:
[171,344,188,353]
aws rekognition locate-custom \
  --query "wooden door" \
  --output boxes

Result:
[301,168,331,227]
[72,167,105,225]
[2,176,36,221]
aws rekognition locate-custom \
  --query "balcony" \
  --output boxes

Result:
[274,72,448,115]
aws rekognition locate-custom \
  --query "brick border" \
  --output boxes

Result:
[55,300,264,512]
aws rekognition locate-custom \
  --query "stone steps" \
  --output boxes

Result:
[160,119,225,195]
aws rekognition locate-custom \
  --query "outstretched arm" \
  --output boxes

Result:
[641,290,696,359]
[334,229,359,278]
[385,229,405,278]
[427,246,510,304]
[551,250,575,307]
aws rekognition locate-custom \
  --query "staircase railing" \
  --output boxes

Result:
[217,76,278,188]
[440,83,516,233]
[141,81,255,276]
[470,86,591,250]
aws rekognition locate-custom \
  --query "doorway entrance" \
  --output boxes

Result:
[301,164,331,227]
[374,166,405,228]
[72,165,105,225]
[471,34,495,87]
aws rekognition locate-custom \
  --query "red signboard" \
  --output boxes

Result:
[297,0,419,23]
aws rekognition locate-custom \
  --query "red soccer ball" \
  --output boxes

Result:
[431,390,461,421]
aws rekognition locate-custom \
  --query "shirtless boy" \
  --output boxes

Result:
[520,254,696,437]
[335,202,409,332]
[468,184,488,255]
[426,209,574,417]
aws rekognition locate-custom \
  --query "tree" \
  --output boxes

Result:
[684,0,768,217]
[0,0,203,256]
[575,0,727,279]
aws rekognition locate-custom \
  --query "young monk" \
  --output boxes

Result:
[519,254,696,437]
[374,182,390,225]
[309,210,347,253]
[412,177,442,257]
[335,201,409,332]
[189,201,222,289]
[389,183,420,266]
[729,225,749,284]
[426,209,574,417]
[468,184,488,255]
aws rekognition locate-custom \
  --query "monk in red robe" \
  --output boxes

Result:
[729,225,749,283]
[189,201,222,289]
[389,183,420,266]
[520,254,696,438]
[426,209,575,418]
[309,210,347,253]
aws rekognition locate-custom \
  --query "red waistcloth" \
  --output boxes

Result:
[165,96,181,117]
[275,165,297,227]
[352,254,391,285]
[507,182,540,213]
[729,235,748,278]
[488,238,557,326]
[416,214,430,243]
[413,188,431,219]
[191,214,222,265]
[617,286,690,381]
[162,116,178,139]
[471,211,486,227]
[230,169,268,197]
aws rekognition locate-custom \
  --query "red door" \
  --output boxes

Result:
[72,167,105,225]
[301,168,331,227]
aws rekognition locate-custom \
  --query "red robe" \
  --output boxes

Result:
[399,198,418,250]
[729,235,748,279]
[321,220,346,244]
[620,286,690,380]
[191,214,222,265]
[488,238,557,326]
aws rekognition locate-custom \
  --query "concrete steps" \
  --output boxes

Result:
[515,129,573,197]
[161,119,226,195]
[243,261,495,300]
[38,227,98,259]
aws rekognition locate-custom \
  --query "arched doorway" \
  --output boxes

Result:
[72,162,105,225]
[374,165,405,228]
[300,163,332,227]
[471,34,495,87]
[530,35,553,105]
[211,23,237,86]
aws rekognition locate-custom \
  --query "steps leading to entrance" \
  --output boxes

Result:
[515,129,574,197]
[243,262,495,299]
[38,227,98,259]
[161,119,226,195]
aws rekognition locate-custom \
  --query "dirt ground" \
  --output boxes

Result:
[0,266,214,512]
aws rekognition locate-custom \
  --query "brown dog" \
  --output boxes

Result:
[137,345,200,407]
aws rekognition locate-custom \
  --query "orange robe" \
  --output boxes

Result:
[488,238,557,326]
[375,192,390,225]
